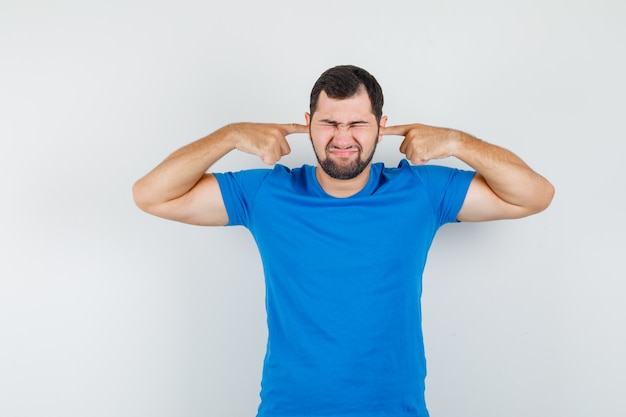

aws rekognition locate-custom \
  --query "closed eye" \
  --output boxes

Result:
[317,120,371,129]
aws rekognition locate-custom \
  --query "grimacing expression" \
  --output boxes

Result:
[307,89,384,180]
[313,125,379,180]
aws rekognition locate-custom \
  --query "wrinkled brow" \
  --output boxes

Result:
[318,119,370,126]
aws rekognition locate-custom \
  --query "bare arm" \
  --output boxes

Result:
[132,122,308,226]
[382,123,555,222]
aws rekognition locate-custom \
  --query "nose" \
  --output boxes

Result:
[331,125,355,147]
[335,123,351,133]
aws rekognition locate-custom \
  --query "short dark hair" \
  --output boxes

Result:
[309,65,384,123]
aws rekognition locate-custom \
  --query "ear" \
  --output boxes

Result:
[378,116,388,142]
[304,112,311,126]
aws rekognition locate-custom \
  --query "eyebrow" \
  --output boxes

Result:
[318,119,370,125]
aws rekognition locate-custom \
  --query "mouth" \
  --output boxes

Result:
[327,146,360,158]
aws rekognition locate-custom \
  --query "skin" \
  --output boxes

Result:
[305,89,388,197]
[132,89,554,226]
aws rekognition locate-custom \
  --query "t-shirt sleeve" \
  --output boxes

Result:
[412,164,475,225]
[214,169,272,227]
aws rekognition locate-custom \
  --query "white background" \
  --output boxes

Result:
[1,1,625,416]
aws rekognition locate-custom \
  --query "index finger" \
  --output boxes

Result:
[381,125,412,136]
[278,123,309,135]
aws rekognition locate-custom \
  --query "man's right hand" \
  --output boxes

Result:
[133,122,308,226]
[223,122,309,165]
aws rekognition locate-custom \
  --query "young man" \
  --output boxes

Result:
[133,65,554,416]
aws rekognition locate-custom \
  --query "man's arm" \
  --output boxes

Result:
[382,123,555,222]
[132,123,308,226]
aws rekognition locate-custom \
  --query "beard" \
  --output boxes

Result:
[313,133,379,180]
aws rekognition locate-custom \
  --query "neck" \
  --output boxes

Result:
[315,164,372,198]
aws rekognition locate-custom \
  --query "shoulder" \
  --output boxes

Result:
[375,159,472,183]
[214,164,314,191]
[398,160,474,185]
[373,160,475,205]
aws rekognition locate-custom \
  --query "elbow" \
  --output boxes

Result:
[545,180,556,208]
[132,179,154,213]
[529,179,556,215]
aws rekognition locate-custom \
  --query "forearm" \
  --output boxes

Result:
[451,131,555,212]
[133,127,235,209]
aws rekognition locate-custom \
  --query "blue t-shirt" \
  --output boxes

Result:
[215,160,474,417]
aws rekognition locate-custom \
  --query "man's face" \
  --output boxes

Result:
[306,89,386,180]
